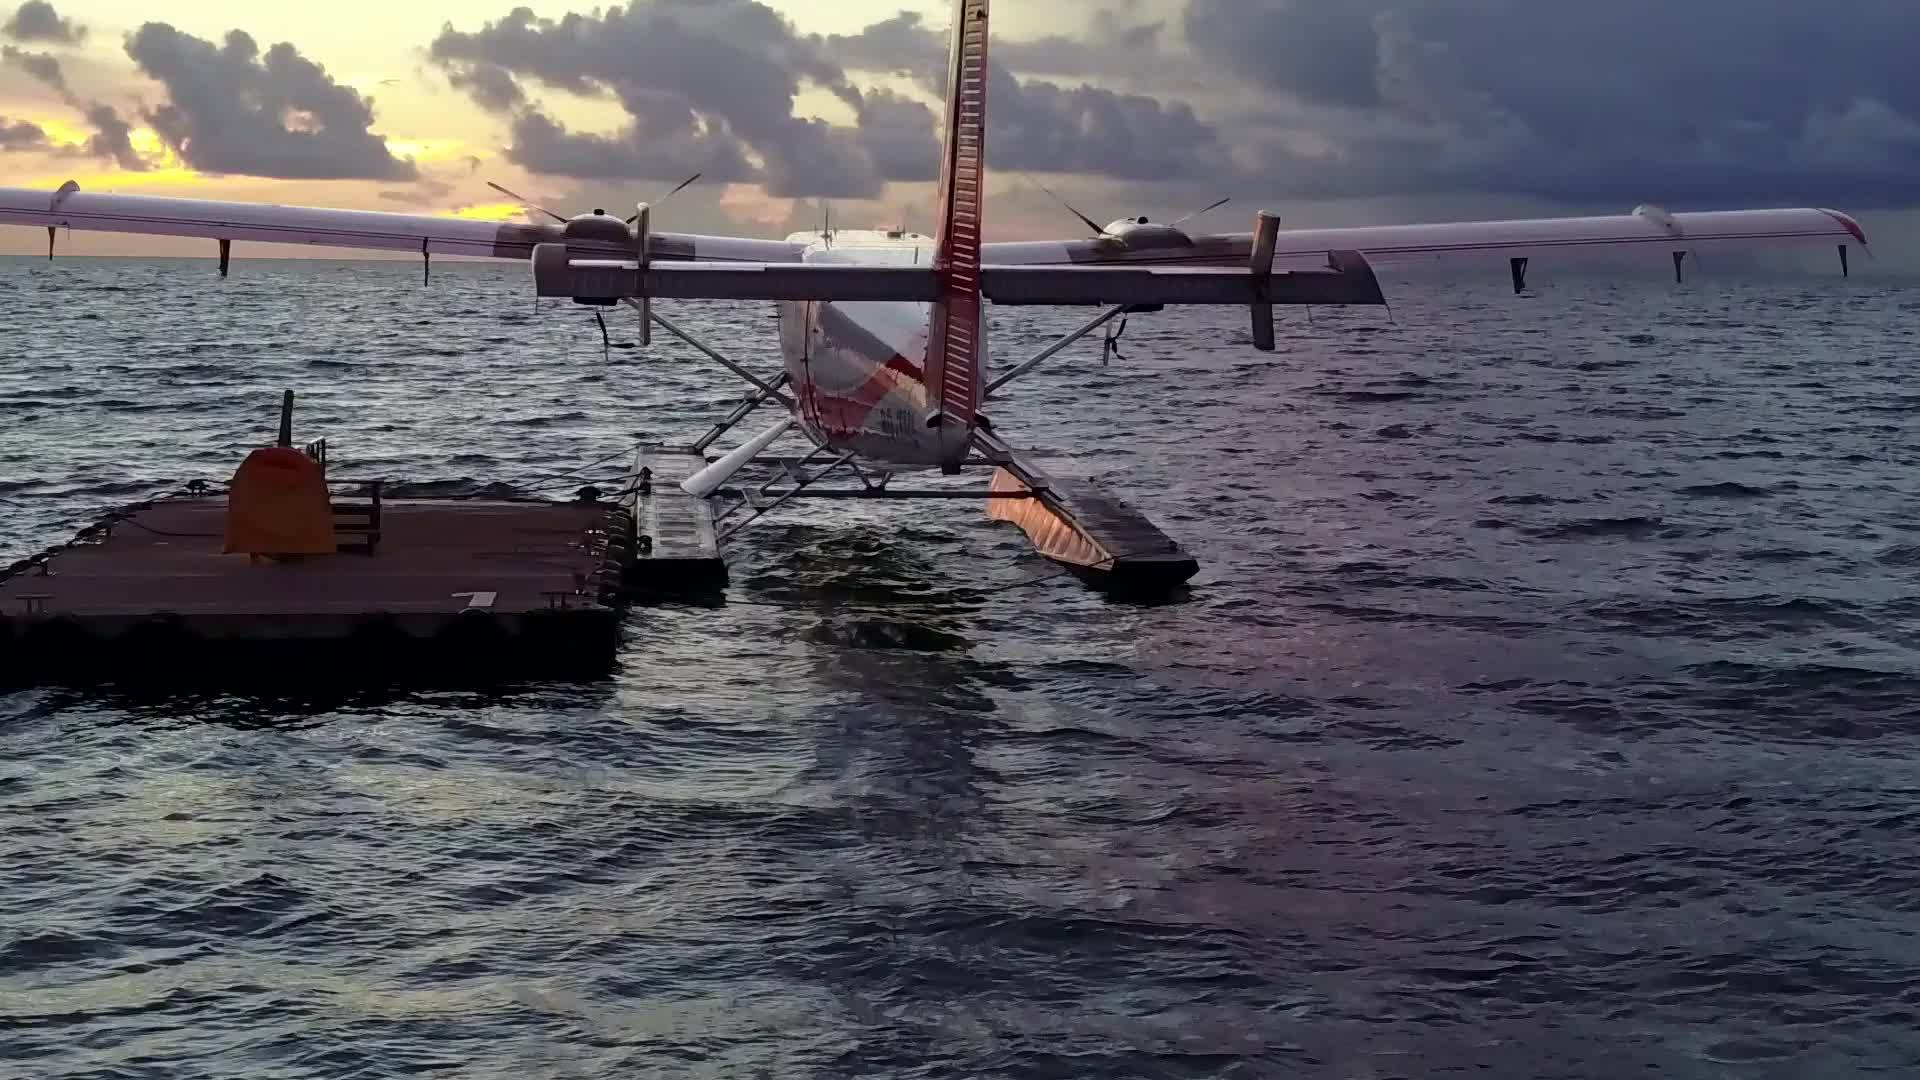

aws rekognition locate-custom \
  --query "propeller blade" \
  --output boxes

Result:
[1170,196,1232,228]
[486,181,568,224]
[658,172,701,205]
[627,172,702,223]
[1023,173,1105,236]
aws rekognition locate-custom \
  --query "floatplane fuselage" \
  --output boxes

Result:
[779,230,972,469]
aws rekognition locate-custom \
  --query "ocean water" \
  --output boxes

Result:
[2,257,1917,1078]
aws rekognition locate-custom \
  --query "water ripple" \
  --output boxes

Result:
[1,261,1918,1077]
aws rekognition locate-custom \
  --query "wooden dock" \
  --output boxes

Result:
[0,498,630,686]
[621,446,727,595]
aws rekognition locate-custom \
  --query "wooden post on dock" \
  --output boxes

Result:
[277,390,294,448]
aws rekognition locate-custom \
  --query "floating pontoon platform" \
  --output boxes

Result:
[0,497,631,687]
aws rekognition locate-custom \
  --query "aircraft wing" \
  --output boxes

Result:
[0,183,805,264]
[550,252,1385,307]
[981,207,1867,273]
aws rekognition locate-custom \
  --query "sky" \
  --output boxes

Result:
[1,0,1916,261]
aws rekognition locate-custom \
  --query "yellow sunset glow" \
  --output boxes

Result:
[448,202,527,222]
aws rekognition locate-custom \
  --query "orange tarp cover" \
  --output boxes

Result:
[224,447,335,556]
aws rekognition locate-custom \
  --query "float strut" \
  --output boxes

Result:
[1509,256,1529,295]
[422,239,431,285]
[1672,250,1686,284]
[45,225,55,261]
[218,238,231,277]
[1839,244,1850,279]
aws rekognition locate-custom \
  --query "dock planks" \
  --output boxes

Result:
[0,498,627,685]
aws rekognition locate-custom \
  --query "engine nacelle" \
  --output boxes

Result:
[1102,215,1197,252]
[531,242,628,306]
[529,208,643,306]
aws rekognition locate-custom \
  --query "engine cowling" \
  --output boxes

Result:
[530,208,639,306]
[1102,215,1197,252]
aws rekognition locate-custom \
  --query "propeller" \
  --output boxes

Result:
[487,174,703,226]
[643,172,702,214]
[486,181,567,224]
[1170,196,1231,228]
[1022,173,1104,236]
[489,172,700,350]
[1023,173,1230,237]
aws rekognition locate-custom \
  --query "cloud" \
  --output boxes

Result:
[822,11,944,76]
[2,43,155,170]
[853,87,938,184]
[444,60,522,112]
[83,101,145,171]
[430,3,1226,196]
[3,1,81,45]
[993,10,1172,83]
[430,2,898,195]
[125,22,417,180]
[379,178,455,207]
[0,114,48,150]
[1183,0,1380,111]
[2,44,62,93]
[502,106,756,186]
[1184,0,1920,209]
[823,9,1232,182]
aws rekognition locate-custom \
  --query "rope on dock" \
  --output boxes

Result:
[0,479,230,588]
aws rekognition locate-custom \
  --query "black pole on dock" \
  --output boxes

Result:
[278,390,295,448]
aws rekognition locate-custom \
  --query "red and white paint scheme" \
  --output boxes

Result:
[0,0,1867,486]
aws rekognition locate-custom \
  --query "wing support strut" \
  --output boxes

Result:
[1250,210,1280,351]
[984,304,1129,398]
[713,444,860,541]
[630,301,791,405]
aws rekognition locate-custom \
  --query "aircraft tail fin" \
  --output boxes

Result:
[925,0,989,437]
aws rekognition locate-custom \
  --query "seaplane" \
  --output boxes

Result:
[0,0,1868,596]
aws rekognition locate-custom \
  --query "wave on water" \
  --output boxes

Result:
[1,261,1917,1077]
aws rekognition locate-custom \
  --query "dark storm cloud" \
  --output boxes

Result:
[2,44,62,93]
[379,178,455,206]
[83,101,146,171]
[0,114,48,149]
[1182,0,1380,110]
[415,0,1917,210]
[853,88,938,184]
[994,11,1170,81]
[431,1,908,196]
[2,44,155,170]
[125,23,417,180]
[445,60,523,112]
[987,65,1231,181]
[821,11,943,76]
[1184,0,1920,208]
[823,10,1232,181]
[503,106,756,185]
[3,1,82,45]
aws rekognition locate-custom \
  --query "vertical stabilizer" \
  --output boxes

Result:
[924,0,989,443]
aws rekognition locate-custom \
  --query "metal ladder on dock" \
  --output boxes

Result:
[305,436,384,555]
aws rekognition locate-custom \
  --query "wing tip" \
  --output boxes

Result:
[1818,209,1868,245]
